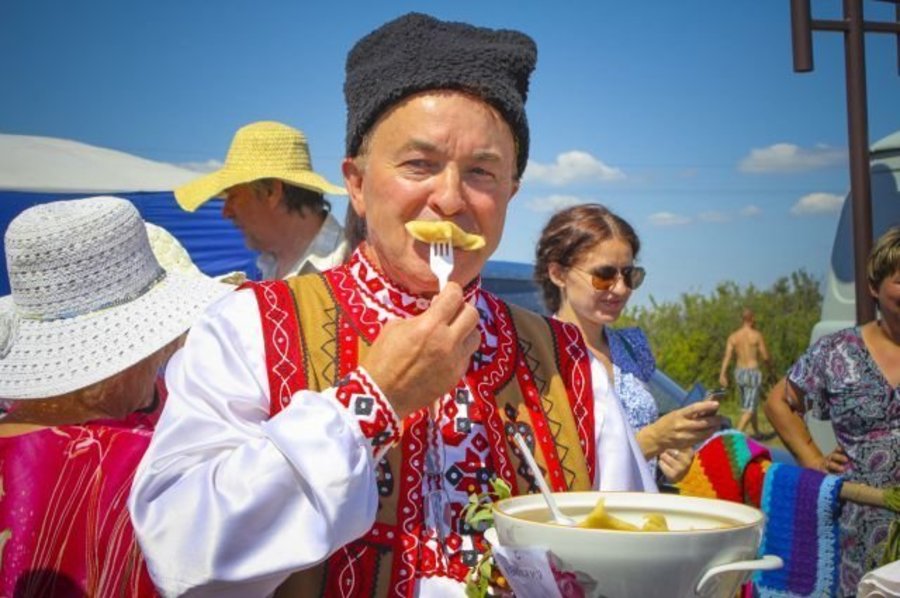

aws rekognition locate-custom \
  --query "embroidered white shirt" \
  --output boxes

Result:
[128,270,655,597]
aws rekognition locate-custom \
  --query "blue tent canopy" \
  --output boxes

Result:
[0,191,258,295]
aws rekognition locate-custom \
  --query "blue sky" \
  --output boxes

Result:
[2,0,898,306]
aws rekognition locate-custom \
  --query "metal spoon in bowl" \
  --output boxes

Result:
[512,432,577,526]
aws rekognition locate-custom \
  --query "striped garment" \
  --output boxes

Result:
[734,367,763,411]
[676,431,843,597]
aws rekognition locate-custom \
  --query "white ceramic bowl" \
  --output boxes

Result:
[491,491,782,598]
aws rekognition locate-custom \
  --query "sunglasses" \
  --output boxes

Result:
[571,264,646,291]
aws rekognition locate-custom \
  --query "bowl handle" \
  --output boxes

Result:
[695,555,783,596]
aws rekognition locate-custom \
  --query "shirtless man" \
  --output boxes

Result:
[719,308,771,437]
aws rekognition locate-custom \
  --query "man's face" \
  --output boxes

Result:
[221,183,278,252]
[343,91,520,294]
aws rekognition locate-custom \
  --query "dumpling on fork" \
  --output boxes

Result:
[405,220,486,251]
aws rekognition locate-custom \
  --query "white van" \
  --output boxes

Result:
[807,129,900,452]
[811,129,900,341]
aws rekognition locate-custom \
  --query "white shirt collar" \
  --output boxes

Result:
[256,212,348,280]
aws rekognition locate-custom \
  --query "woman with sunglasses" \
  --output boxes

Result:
[535,203,721,483]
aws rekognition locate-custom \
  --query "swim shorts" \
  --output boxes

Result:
[734,367,762,411]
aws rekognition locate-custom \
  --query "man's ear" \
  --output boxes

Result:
[267,179,284,208]
[342,157,366,218]
[547,262,566,288]
[510,178,520,200]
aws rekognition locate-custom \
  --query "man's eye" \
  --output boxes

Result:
[403,159,434,171]
[470,167,496,179]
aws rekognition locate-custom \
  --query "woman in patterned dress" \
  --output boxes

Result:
[767,224,900,596]
[535,203,721,483]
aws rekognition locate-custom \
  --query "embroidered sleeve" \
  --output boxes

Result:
[332,366,401,461]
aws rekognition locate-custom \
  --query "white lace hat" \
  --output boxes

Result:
[0,196,231,399]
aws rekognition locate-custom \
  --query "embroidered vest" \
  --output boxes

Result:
[245,271,594,598]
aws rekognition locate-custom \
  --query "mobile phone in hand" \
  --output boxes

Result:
[684,384,726,406]
[692,389,725,419]
[705,388,727,402]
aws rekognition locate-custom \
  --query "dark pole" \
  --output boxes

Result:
[843,0,876,324]
[791,0,814,71]
[896,2,900,74]
[789,0,900,325]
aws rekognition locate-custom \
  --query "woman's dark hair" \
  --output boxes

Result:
[534,203,641,313]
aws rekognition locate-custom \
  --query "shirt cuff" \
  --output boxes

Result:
[332,366,401,461]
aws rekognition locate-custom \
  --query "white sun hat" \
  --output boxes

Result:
[145,222,201,275]
[0,196,232,400]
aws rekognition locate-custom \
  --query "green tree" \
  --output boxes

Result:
[618,269,822,409]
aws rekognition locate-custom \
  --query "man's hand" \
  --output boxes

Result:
[718,373,728,388]
[361,282,481,419]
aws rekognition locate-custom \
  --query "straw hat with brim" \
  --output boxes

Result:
[175,120,347,212]
[0,196,232,400]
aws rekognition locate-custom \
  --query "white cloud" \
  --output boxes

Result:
[525,194,586,212]
[698,211,730,223]
[649,211,692,227]
[740,205,762,217]
[738,143,845,173]
[790,192,845,215]
[525,151,625,186]
[177,159,223,173]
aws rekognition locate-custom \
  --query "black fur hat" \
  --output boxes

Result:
[344,12,537,178]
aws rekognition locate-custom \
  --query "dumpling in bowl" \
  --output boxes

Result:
[578,499,669,532]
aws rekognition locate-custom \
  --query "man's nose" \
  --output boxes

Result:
[429,166,466,216]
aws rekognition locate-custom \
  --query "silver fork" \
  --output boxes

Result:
[429,241,454,291]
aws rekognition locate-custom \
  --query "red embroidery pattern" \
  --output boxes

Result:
[467,294,518,491]
[326,248,479,345]
[551,318,595,482]
[515,353,568,492]
[240,281,305,417]
[417,384,494,581]
[391,412,427,597]
[336,312,358,379]
[335,368,400,460]
[326,542,381,598]
[326,261,388,343]
[354,259,422,320]
[327,522,399,596]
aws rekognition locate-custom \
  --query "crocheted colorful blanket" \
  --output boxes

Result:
[675,431,843,597]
